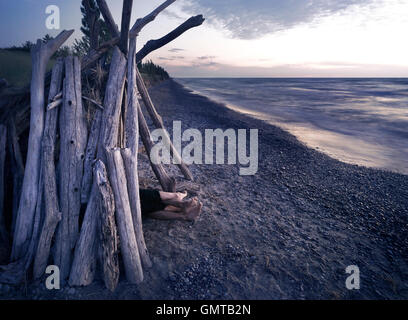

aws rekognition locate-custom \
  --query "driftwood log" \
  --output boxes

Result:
[136,69,193,181]
[33,59,64,279]
[138,104,176,192]
[54,56,88,281]
[106,148,143,284]
[11,29,74,261]
[0,0,203,288]
[123,37,151,268]
[81,109,102,204]
[94,160,119,292]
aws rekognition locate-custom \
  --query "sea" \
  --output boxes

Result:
[176,78,408,175]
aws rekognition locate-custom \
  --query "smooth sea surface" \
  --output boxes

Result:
[176,78,408,174]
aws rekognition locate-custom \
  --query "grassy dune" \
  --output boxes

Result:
[0,49,54,88]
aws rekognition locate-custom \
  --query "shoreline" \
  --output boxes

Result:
[2,78,407,300]
[175,78,408,176]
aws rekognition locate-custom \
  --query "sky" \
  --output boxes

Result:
[0,0,408,77]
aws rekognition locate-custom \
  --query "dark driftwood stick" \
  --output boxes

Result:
[136,69,193,181]
[81,13,203,71]
[122,37,152,268]
[96,0,120,38]
[94,160,119,292]
[33,59,64,279]
[136,15,205,62]
[106,148,143,284]
[130,0,177,37]
[138,105,176,192]
[54,56,88,281]
[0,125,7,245]
[80,108,102,204]
[11,29,74,261]
[1,12,204,131]
[119,0,133,55]
[6,117,24,235]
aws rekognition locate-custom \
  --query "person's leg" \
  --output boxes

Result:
[164,205,182,212]
[159,190,187,202]
[161,197,197,209]
[148,210,189,221]
[148,200,203,222]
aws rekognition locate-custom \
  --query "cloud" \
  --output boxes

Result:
[168,48,185,53]
[183,0,375,39]
[158,56,186,61]
[166,61,408,78]
[162,10,185,21]
[197,55,217,60]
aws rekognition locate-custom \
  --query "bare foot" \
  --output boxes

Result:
[176,191,188,202]
[185,201,203,222]
[181,197,198,210]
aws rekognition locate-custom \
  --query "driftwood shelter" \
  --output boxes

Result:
[0,0,204,291]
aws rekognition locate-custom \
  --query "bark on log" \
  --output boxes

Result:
[96,0,120,38]
[54,56,87,281]
[136,15,205,63]
[97,47,127,160]
[33,59,64,279]
[6,117,24,235]
[119,0,133,55]
[0,125,7,245]
[106,148,143,284]
[69,47,126,286]
[68,188,98,286]
[11,29,74,261]
[94,160,119,292]
[138,105,176,192]
[122,37,152,268]
[136,69,193,181]
[81,109,102,204]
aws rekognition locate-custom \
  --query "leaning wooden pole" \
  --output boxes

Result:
[69,47,127,285]
[33,58,64,279]
[106,148,143,284]
[11,29,74,261]
[138,105,176,192]
[122,36,152,268]
[136,69,193,181]
[94,160,119,292]
[54,56,88,282]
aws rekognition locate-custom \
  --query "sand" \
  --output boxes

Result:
[1,79,408,300]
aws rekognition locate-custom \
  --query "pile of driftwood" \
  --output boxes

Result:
[0,0,202,291]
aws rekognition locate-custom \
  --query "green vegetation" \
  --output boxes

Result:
[138,60,170,82]
[73,0,111,56]
[0,49,54,88]
[0,0,169,89]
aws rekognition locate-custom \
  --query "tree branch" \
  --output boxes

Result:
[119,0,133,54]
[136,15,205,62]
[130,0,177,37]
